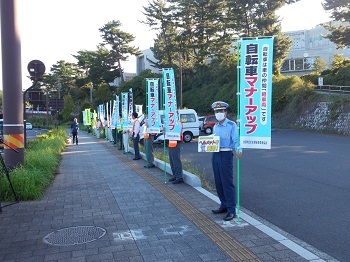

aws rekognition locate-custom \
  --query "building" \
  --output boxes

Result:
[282,23,350,76]
[110,72,137,87]
[136,48,160,75]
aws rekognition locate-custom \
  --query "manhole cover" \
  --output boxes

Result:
[43,226,106,246]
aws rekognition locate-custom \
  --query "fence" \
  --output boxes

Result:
[315,85,350,94]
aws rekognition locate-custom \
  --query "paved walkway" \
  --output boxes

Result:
[0,131,338,262]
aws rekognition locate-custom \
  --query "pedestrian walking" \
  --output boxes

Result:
[70,117,79,145]
[210,101,242,221]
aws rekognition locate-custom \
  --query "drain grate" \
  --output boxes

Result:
[43,226,106,246]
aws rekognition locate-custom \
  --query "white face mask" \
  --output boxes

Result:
[215,112,226,121]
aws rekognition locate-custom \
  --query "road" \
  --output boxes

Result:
[155,129,350,261]
[25,128,47,141]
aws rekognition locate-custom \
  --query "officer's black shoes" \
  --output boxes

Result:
[172,178,184,184]
[212,208,227,214]
[144,164,155,168]
[168,177,176,182]
[223,213,236,221]
[132,157,140,160]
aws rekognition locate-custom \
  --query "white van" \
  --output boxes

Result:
[154,109,200,143]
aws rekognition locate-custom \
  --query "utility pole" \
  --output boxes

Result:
[1,0,24,168]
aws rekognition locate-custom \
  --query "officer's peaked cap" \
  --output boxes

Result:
[211,101,229,110]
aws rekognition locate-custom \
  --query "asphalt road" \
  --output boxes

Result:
[155,129,350,261]
[25,128,47,141]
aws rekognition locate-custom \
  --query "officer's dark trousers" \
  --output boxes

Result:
[168,143,183,179]
[145,135,154,164]
[133,134,140,158]
[212,151,236,214]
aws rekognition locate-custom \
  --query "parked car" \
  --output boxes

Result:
[198,116,205,132]
[203,115,217,134]
[202,115,237,134]
[154,109,200,143]
[26,122,33,130]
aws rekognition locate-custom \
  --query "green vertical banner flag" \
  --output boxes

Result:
[239,37,274,149]
[85,109,91,125]
[121,92,129,129]
[146,78,161,134]
[162,68,181,140]
[128,88,133,127]
[82,110,87,125]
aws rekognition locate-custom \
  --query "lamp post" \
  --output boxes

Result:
[179,31,187,109]
[303,52,309,75]
[90,82,93,103]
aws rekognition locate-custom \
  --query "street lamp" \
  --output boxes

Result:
[303,52,309,75]
[179,31,188,109]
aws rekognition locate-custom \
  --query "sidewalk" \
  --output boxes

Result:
[0,131,337,262]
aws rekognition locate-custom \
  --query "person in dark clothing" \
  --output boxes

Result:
[210,101,242,221]
[70,118,79,145]
[142,113,155,168]
[131,112,141,160]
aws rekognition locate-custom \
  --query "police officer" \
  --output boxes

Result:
[211,101,242,221]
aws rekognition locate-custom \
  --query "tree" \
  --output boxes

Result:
[331,53,350,72]
[92,83,114,109]
[99,20,141,83]
[142,0,297,77]
[322,0,350,48]
[43,60,81,100]
[142,0,178,68]
[61,94,76,121]
[313,57,328,74]
[74,45,120,87]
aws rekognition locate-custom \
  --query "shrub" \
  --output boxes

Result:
[0,128,67,201]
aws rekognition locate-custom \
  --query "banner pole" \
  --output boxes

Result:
[161,75,167,183]
[145,80,149,167]
[236,39,242,223]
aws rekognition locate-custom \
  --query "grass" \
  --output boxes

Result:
[0,127,67,201]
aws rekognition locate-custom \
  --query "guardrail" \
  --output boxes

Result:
[315,85,350,94]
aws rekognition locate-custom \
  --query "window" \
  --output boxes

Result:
[180,114,196,123]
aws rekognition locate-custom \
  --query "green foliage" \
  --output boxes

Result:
[313,57,328,74]
[119,70,161,106]
[322,0,350,49]
[272,75,315,113]
[328,95,348,121]
[61,94,76,121]
[92,83,114,108]
[0,128,67,201]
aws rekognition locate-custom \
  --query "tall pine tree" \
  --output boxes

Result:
[322,0,350,48]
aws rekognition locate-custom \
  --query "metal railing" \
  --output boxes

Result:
[315,85,350,94]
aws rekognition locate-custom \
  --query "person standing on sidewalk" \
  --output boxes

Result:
[210,101,242,221]
[131,112,141,160]
[143,113,155,168]
[70,117,79,145]
[117,114,123,150]
[165,118,184,184]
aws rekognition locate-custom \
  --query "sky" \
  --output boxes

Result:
[0,0,332,89]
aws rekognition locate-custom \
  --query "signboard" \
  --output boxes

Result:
[198,136,220,152]
[239,37,274,149]
[318,77,324,86]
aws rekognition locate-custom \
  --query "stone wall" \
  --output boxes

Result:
[295,102,350,135]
